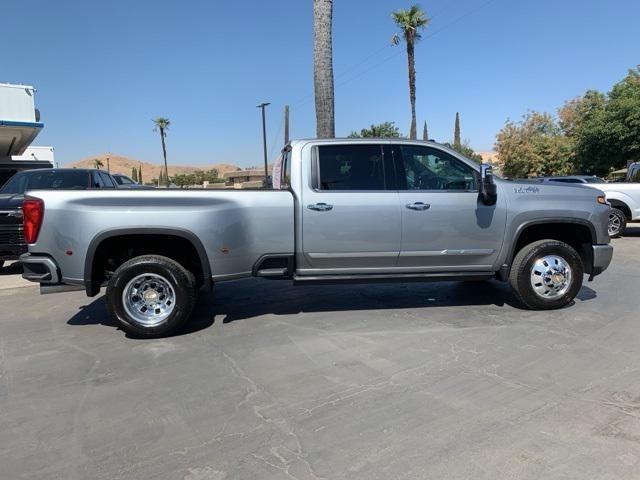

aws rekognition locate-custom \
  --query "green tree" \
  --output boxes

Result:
[571,68,640,175]
[444,141,483,164]
[422,120,429,140]
[496,111,574,178]
[131,167,138,182]
[93,158,103,170]
[313,0,335,138]
[454,112,461,147]
[392,5,429,140]
[153,117,171,185]
[348,121,402,138]
[138,164,143,184]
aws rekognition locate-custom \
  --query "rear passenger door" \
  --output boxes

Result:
[393,144,506,271]
[300,143,401,274]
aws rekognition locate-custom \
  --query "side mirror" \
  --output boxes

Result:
[479,163,497,206]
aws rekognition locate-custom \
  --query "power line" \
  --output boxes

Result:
[290,0,500,109]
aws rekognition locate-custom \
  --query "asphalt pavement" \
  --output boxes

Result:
[1,228,639,479]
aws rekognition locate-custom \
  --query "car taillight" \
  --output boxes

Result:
[23,197,44,244]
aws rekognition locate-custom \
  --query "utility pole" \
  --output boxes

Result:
[106,155,110,173]
[257,102,270,184]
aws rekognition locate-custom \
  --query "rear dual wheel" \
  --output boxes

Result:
[106,255,197,338]
[509,239,583,310]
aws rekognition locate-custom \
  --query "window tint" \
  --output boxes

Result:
[631,167,640,182]
[1,170,89,193]
[318,144,386,190]
[99,172,116,188]
[398,145,476,191]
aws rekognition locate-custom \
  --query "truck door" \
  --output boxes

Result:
[393,143,507,271]
[299,143,401,274]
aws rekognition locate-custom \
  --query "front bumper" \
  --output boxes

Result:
[591,244,613,278]
[20,253,60,284]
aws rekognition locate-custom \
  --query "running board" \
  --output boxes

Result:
[292,271,493,285]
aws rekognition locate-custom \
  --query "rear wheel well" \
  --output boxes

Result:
[88,234,207,296]
[608,200,632,219]
[512,223,594,274]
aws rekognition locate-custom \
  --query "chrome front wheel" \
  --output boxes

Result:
[529,255,573,299]
[122,273,176,327]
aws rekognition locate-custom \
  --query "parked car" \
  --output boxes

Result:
[112,173,154,189]
[21,139,613,337]
[0,168,119,268]
[627,162,640,182]
[532,175,640,237]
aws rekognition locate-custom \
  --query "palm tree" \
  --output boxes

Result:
[392,5,429,140]
[93,158,103,170]
[152,117,171,186]
[313,0,335,138]
[454,112,461,147]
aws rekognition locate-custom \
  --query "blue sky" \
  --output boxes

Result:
[3,0,638,167]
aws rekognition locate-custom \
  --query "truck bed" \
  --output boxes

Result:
[26,189,295,284]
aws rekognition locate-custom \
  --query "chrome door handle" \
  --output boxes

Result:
[406,202,430,211]
[307,202,333,211]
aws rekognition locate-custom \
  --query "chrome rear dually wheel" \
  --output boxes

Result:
[106,255,196,337]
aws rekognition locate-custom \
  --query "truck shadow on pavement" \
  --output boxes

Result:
[0,262,22,276]
[67,278,598,337]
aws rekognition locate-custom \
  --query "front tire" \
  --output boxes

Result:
[608,208,626,238]
[106,255,196,337]
[509,240,583,310]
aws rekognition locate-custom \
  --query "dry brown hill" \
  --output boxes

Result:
[66,154,240,183]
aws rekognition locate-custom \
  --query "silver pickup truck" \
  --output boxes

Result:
[20,139,613,337]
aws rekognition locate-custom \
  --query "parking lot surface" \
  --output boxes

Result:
[1,229,640,479]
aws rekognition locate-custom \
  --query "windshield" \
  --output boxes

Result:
[0,171,89,194]
[113,175,135,185]
[583,176,607,183]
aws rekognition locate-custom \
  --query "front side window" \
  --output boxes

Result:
[398,145,477,191]
[99,172,116,188]
[317,144,386,191]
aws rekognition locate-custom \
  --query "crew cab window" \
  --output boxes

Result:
[93,172,105,188]
[317,144,386,190]
[0,170,89,193]
[397,145,477,191]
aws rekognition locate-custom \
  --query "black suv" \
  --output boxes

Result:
[0,169,119,269]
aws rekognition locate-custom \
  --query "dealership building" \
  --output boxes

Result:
[0,83,53,187]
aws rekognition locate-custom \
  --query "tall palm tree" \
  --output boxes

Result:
[93,158,103,170]
[152,117,171,185]
[392,5,429,140]
[313,0,335,138]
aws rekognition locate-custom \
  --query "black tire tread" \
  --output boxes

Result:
[509,239,583,310]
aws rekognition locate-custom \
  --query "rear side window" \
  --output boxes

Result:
[317,144,386,191]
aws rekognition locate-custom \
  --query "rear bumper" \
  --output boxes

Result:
[20,253,60,284]
[591,244,613,277]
